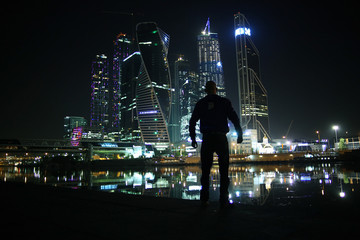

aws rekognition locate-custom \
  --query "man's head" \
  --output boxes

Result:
[205,81,217,95]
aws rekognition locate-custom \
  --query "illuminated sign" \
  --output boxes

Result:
[100,143,118,148]
[71,127,83,147]
[100,184,118,190]
[139,110,158,115]
[235,27,251,36]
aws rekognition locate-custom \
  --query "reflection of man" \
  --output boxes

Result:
[189,81,243,207]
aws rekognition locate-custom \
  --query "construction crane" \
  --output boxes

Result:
[284,120,293,139]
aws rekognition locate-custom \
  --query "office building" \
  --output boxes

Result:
[234,13,270,141]
[197,18,225,97]
[111,33,132,131]
[119,51,142,142]
[136,22,172,147]
[90,54,110,134]
[174,56,200,142]
[168,56,183,144]
[63,116,87,139]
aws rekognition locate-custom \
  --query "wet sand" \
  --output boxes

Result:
[1,181,359,239]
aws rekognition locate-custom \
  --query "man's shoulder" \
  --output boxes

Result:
[215,95,231,104]
[198,95,231,104]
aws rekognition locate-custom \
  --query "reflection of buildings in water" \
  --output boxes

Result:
[1,163,360,206]
[229,170,275,205]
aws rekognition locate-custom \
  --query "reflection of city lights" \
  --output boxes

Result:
[3,163,356,207]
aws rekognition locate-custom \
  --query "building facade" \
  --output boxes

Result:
[119,51,142,142]
[234,13,270,141]
[174,57,200,142]
[90,54,110,134]
[63,116,87,139]
[135,22,172,147]
[111,33,132,132]
[197,18,226,97]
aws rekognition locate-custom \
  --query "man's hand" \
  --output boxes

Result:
[191,139,198,148]
[237,136,243,144]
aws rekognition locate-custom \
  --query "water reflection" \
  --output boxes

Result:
[1,163,359,206]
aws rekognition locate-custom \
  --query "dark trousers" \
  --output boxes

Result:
[200,133,230,202]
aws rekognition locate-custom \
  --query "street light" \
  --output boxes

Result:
[332,125,339,144]
[316,130,320,143]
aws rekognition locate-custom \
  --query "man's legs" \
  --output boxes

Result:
[200,135,214,202]
[216,135,230,204]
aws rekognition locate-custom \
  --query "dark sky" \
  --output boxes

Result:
[2,0,359,141]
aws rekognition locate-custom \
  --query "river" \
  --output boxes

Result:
[1,161,359,206]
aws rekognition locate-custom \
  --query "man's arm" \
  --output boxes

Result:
[226,100,243,143]
[189,103,200,147]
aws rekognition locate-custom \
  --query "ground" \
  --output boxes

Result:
[1,182,359,239]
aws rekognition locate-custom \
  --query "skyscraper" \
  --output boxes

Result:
[111,33,132,131]
[198,18,225,97]
[63,116,87,139]
[234,13,270,140]
[90,54,110,134]
[174,56,200,142]
[119,51,142,142]
[136,22,172,146]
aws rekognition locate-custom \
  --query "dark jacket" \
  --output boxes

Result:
[189,94,242,139]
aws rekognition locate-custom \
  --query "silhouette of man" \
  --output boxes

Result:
[189,81,243,207]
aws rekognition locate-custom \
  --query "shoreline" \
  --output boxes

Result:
[1,149,359,170]
[1,181,359,239]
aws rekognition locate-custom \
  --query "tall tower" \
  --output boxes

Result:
[234,13,270,140]
[197,18,225,97]
[111,33,132,132]
[174,56,199,142]
[136,22,172,147]
[90,54,110,134]
[119,51,142,142]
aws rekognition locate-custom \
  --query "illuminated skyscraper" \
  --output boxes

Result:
[234,13,270,140]
[90,54,110,134]
[111,33,132,131]
[136,22,172,146]
[64,116,87,139]
[197,18,225,97]
[174,56,200,142]
[119,51,142,142]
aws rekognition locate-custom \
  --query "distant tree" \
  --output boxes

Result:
[339,138,347,150]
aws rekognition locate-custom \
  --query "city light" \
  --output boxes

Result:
[340,191,345,198]
[332,125,339,143]
[138,110,158,115]
[235,27,251,36]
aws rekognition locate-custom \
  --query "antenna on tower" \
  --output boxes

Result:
[202,17,210,35]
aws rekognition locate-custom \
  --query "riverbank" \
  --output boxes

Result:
[10,149,358,170]
[1,181,359,239]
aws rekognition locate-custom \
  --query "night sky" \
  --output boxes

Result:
[2,1,359,141]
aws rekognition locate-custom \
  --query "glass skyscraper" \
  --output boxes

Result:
[119,51,142,142]
[136,22,172,146]
[197,18,225,97]
[90,54,110,134]
[111,33,132,131]
[234,13,270,140]
[174,56,200,142]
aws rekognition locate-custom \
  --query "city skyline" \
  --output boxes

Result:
[2,1,359,141]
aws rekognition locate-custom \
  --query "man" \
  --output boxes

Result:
[189,81,243,207]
